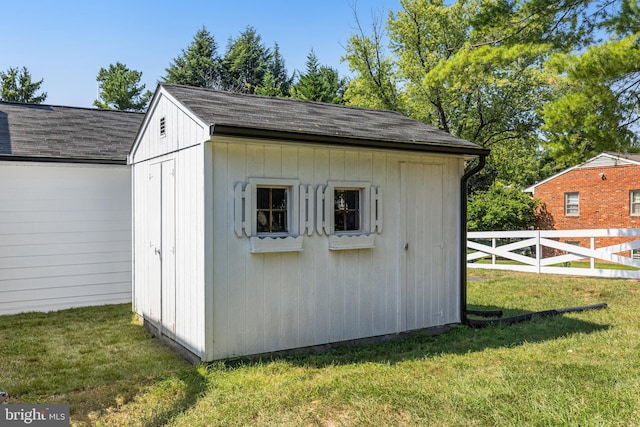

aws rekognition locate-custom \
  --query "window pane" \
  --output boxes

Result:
[257,187,270,209]
[632,191,640,215]
[347,210,359,230]
[271,188,287,209]
[272,210,287,232]
[256,187,288,233]
[334,188,360,231]
[565,192,579,215]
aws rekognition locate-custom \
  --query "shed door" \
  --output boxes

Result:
[149,160,176,338]
[400,162,444,332]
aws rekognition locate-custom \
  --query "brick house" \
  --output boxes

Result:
[524,152,640,256]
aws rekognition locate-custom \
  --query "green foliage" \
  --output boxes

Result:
[541,34,640,166]
[343,0,640,192]
[93,62,152,111]
[342,15,403,111]
[163,27,222,88]
[467,182,538,231]
[222,26,270,94]
[255,43,292,97]
[0,66,47,103]
[290,50,346,104]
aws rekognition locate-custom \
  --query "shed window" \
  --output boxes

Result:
[631,190,640,216]
[234,178,309,253]
[334,188,361,232]
[565,192,579,216]
[257,187,288,233]
[316,181,382,250]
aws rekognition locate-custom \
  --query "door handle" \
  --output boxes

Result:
[155,247,161,256]
[404,242,409,250]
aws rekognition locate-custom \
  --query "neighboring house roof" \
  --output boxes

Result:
[524,152,640,194]
[0,101,143,164]
[158,84,489,156]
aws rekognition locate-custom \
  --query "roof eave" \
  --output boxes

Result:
[210,124,490,156]
[0,154,127,165]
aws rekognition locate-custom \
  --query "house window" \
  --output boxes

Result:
[334,188,361,232]
[257,187,288,234]
[565,192,579,216]
[631,190,640,216]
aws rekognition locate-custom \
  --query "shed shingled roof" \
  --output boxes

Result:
[161,84,487,155]
[0,102,143,163]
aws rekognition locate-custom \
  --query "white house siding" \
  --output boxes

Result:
[131,93,209,358]
[209,137,463,360]
[0,161,131,315]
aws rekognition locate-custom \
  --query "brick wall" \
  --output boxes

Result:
[533,164,640,254]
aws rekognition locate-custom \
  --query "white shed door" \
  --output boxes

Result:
[149,160,176,338]
[400,162,445,331]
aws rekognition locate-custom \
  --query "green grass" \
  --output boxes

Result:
[2,271,640,426]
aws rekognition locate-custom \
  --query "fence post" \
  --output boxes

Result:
[536,230,541,274]
[590,237,596,269]
[492,238,496,265]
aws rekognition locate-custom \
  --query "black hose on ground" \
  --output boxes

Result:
[466,302,608,329]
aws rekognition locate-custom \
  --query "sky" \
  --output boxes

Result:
[1,0,401,108]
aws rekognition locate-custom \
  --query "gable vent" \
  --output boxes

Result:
[160,117,166,137]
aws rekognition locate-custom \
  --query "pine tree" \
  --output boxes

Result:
[256,43,293,97]
[290,50,345,104]
[222,26,270,93]
[0,67,47,104]
[163,27,221,88]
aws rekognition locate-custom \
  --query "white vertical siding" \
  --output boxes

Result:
[130,91,208,164]
[131,93,208,358]
[0,162,131,315]
[209,138,463,360]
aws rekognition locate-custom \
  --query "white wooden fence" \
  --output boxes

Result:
[467,229,640,279]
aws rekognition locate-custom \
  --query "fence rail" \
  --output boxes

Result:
[467,228,640,279]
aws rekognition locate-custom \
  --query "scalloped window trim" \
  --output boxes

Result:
[250,235,304,253]
[328,234,375,250]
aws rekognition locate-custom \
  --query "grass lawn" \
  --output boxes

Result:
[1,271,639,426]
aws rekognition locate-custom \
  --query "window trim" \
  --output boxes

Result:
[631,190,640,216]
[316,181,382,250]
[234,178,309,253]
[248,178,300,237]
[564,192,579,216]
[327,181,371,235]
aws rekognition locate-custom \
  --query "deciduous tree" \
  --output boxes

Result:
[94,62,151,111]
[467,182,539,231]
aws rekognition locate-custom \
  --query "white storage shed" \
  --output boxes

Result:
[130,84,488,361]
[0,102,142,315]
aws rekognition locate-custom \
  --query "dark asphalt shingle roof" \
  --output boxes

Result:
[161,84,486,154]
[0,102,143,162]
